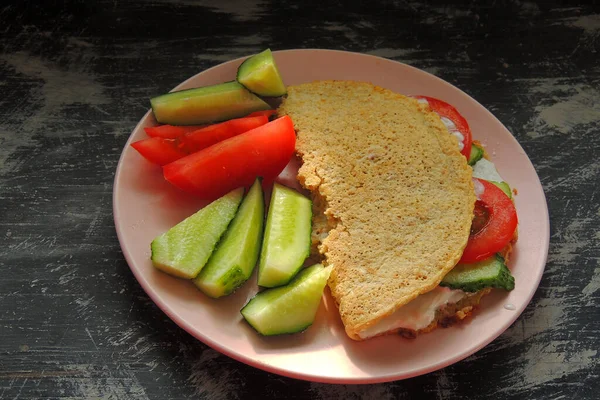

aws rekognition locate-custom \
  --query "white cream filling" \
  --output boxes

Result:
[472,158,504,183]
[358,287,466,339]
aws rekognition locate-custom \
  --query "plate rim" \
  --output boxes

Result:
[112,48,550,384]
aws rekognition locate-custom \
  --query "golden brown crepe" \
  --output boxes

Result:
[278,80,476,340]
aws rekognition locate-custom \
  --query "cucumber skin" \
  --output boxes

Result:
[468,143,484,166]
[198,266,248,298]
[257,183,312,288]
[440,254,515,292]
[245,320,312,337]
[150,81,270,125]
[195,265,250,298]
[216,267,247,296]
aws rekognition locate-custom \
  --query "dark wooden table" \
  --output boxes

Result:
[2,1,599,398]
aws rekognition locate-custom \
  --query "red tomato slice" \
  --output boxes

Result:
[413,96,473,160]
[163,116,296,200]
[131,137,190,166]
[459,179,518,263]
[181,115,268,152]
[246,109,277,119]
[144,125,205,139]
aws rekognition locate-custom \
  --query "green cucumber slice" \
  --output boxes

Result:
[257,183,312,288]
[150,81,270,125]
[241,264,332,335]
[151,188,244,279]
[236,49,286,97]
[468,143,484,166]
[440,254,515,292]
[193,179,265,298]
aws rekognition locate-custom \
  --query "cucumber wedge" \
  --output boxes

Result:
[241,264,332,335]
[150,81,270,125]
[440,254,515,292]
[151,188,244,279]
[193,179,265,298]
[468,143,484,166]
[257,183,312,288]
[236,49,286,97]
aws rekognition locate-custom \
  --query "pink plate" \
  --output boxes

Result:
[113,49,549,384]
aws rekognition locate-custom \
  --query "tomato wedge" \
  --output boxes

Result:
[163,116,296,200]
[246,109,277,119]
[144,125,205,139]
[460,179,518,263]
[413,96,473,160]
[131,137,189,166]
[181,115,268,152]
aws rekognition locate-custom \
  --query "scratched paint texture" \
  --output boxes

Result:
[0,0,598,399]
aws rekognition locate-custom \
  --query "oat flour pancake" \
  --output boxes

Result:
[278,81,476,340]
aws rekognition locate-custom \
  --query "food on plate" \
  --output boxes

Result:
[458,179,517,263]
[144,124,205,139]
[193,179,265,298]
[472,157,513,198]
[412,95,473,159]
[246,109,277,119]
[181,115,268,152]
[150,81,271,125]
[139,49,519,342]
[151,188,243,279]
[278,80,517,340]
[257,183,312,288]
[131,136,189,166]
[132,115,271,166]
[492,181,512,199]
[236,49,287,97]
[163,116,296,201]
[150,49,286,126]
[241,263,332,335]
[468,142,484,166]
[146,177,328,334]
[441,254,514,292]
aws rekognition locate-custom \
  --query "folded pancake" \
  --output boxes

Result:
[278,80,477,340]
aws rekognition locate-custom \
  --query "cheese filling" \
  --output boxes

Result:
[358,287,466,339]
[472,158,504,182]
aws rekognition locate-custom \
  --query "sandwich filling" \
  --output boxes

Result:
[358,287,466,339]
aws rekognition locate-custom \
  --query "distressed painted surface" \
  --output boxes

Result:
[0,1,598,399]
